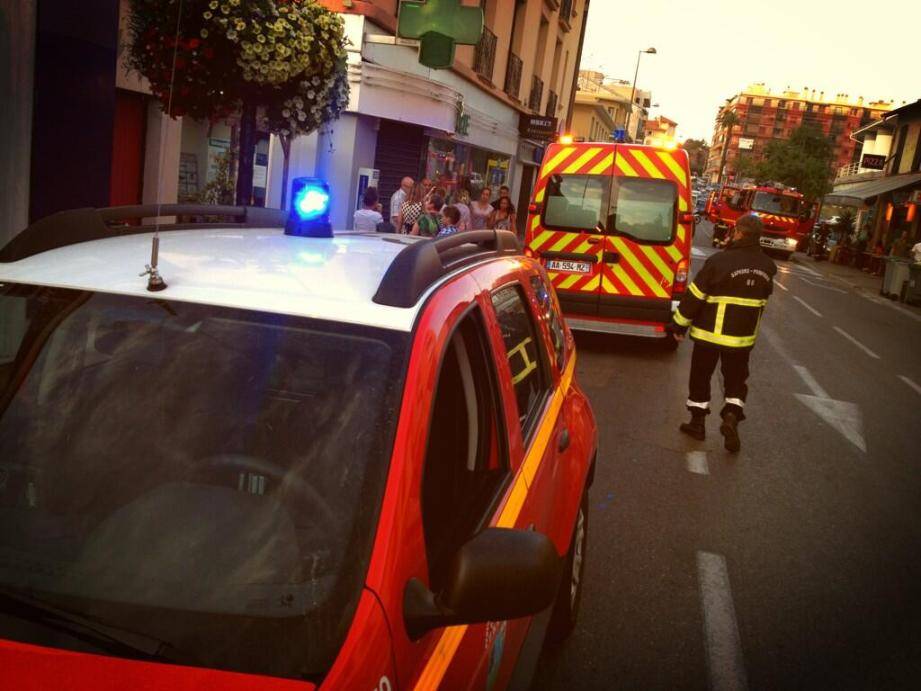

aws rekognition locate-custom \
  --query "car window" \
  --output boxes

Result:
[610,177,677,243]
[421,308,508,590]
[0,284,407,680]
[490,285,551,440]
[543,173,612,232]
[529,274,566,371]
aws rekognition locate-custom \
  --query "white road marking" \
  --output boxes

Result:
[795,394,867,453]
[862,294,921,324]
[692,247,710,258]
[787,261,822,277]
[686,450,709,475]
[697,551,749,691]
[773,281,789,292]
[798,276,848,293]
[793,365,828,398]
[833,326,881,360]
[793,295,822,317]
[776,263,821,278]
[898,375,921,396]
[759,325,795,365]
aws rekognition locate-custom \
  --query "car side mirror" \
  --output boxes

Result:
[403,528,562,640]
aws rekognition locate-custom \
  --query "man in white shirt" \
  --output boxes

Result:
[390,177,413,226]
[912,241,921,264]
[354,186,383,232]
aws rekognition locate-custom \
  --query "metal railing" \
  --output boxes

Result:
[835,161,884,182]
[545,90,558,118]
[529,74,544,112]
[505,53,523,99]
[560,0,574,24]
[473,27,497,81]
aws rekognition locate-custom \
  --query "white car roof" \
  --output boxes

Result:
[0,228,425,333]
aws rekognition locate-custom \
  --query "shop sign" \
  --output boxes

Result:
[397,0,484,69]
[455,101,470,136]
[860,153,886,170]
[738,137,755,150]
[519,115,558,141]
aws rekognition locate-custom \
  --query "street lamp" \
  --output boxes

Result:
[625,47,656,143]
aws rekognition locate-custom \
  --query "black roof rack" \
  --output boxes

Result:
[373,229,521,308]
[0,204,286,263]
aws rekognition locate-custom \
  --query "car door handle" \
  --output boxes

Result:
[603,251,620,264]
[558,427,571,453]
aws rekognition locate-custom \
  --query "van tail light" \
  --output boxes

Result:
[524,246,535,258]
[673,259,689,293]
[528,203,538,214]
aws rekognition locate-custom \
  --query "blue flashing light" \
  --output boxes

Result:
[286,176,333,238]
[295,186,330,220]
[612,127,627,143]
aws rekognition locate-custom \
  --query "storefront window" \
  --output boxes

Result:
[425,138,512,204]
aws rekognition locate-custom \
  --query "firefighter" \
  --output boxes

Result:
[668,213,777,452]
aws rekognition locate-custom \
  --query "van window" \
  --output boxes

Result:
[542,174,611,232]
[610,177,677,243]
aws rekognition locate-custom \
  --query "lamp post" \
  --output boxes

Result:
[625,47,656,143]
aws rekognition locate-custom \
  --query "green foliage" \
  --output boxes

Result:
[126,0,349,137]
[195,148,237,205]
[747,125,834,201]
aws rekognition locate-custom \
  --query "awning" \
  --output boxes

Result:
[825,172,921,206]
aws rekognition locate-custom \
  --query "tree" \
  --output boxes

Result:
[750,125,834,201]
[127,0,349,206]
[716,107,740,184]
[681,138,710,176]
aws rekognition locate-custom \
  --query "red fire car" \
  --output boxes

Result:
[0,203,597,690]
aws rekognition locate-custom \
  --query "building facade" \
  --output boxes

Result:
[826,99,921,251]
[704,83,892,184]
[1,0,590,245]
[576,70,651,143]
[570,91,619,143]
[643,115,677,147]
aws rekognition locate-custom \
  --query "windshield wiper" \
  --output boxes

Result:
[0,587,185,663]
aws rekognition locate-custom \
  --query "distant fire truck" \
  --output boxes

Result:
[707,184,817,260]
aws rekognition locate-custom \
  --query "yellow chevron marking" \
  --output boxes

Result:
[589,153,615,175]
[656,151,688,187]
[677,226,686,244]
[629,149,666,179]
[640,245,674,282]
[557,274,581,290]
[608,262,642,295]
[530,215,541,232]
[665,244,683,262]
[549,233,575,252]
[612,238,669,297]
[573,239,593,254]
[679,196,688,212]
[535,187,546,203]
[530,230,554,251]
[541,147,576,177]
[563,147,604,174]
[614,155,639,177]
[581,275,600,291]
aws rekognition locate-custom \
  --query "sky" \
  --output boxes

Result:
[579,0,921,143]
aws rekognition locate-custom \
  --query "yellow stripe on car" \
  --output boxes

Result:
[610,239,669,298]
[541,147,576,177]
[589,153,615,175]
[639,245,674,283]
[563,147,603,174]
[614,156,639,177]
[629,149,666,179]
[411,353,577,691]
[655,151,688,187]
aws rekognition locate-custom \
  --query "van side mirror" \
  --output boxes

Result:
[403,528,562,640]
[679,212,695,225]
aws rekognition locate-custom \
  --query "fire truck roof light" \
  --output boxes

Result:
[559,133,574,145]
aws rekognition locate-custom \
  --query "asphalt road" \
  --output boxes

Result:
[533,221,921,690]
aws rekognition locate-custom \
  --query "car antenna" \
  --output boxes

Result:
[140,0,185,292]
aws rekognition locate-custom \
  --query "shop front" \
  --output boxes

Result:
[422,136,512,203]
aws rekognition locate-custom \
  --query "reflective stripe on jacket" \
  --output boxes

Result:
[673,236,777,348]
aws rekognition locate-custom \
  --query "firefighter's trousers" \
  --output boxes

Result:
[686,341,752,420]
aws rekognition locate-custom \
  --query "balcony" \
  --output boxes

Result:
[559,0,574,29]
[545,90,558,118]
[505,53,523,100]
[529,75,544,112]
[473,27,497,82]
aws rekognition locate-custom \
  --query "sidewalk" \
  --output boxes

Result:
[791,253,921,321]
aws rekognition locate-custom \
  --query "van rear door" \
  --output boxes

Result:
[529,145,615,318]
[598,145,690,322]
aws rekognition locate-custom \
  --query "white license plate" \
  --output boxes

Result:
[547,259,592,274]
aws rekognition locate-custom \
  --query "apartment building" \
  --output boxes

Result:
[704,83,892,184]
[644,116,677,147]
[1,0,590,244]
[575,70,651,142]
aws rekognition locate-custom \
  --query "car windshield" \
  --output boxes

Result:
[0,284,407,680]
[542,173,612,232]
[610,177,677,243]
[751,191,802,217]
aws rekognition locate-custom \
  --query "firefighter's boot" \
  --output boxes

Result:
[679,410,707,441]
[720,411,741,453]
